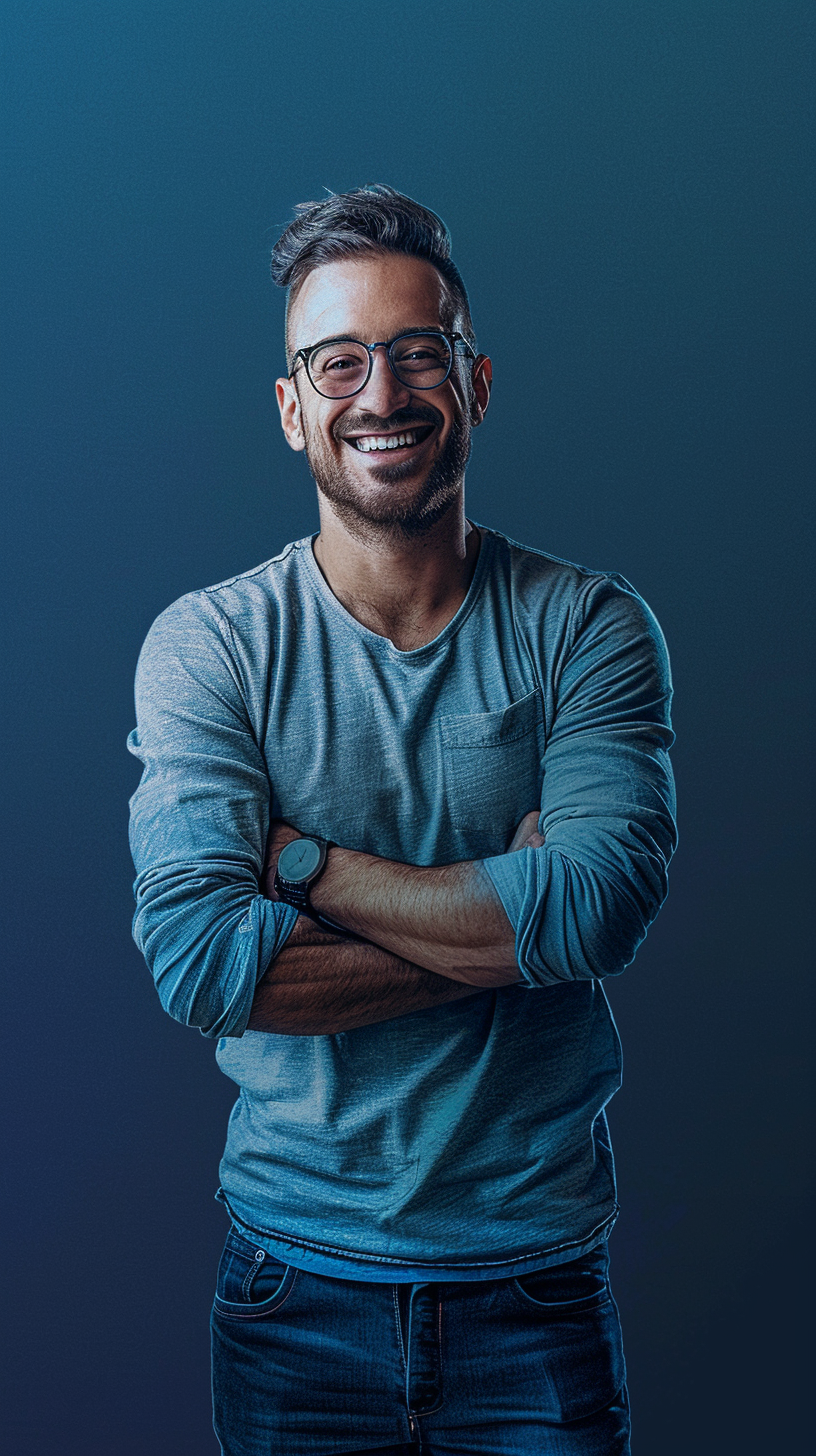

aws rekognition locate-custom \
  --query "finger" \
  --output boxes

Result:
[508,809,542,852]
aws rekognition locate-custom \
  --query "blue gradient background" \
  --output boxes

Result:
[2,2,813,1451]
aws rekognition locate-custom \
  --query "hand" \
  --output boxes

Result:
[508,809,545,853]
[263,818,302,900]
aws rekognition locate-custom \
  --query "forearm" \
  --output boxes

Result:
[263,812,544,989]
[309,851,521,986]
[246,916,482,1035]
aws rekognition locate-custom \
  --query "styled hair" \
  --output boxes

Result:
[270,184,476,361]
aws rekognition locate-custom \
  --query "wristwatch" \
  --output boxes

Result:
[273,836,349,935]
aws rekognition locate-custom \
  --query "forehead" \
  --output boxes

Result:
[289,253,448,353]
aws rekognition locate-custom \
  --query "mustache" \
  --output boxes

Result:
[333,403,444,440]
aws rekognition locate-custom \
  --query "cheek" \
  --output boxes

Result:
[302,411,331,452]
[319,410,347,448]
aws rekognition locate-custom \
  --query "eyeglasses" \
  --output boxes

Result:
[288,329,476,400]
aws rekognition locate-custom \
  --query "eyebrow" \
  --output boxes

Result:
[297,327,447,353]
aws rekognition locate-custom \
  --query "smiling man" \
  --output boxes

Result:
[128,185,677,1455]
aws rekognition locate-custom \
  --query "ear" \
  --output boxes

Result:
[276,375,306,452]
[470,354,492,426]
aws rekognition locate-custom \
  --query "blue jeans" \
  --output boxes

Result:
[211,1231,630,1455]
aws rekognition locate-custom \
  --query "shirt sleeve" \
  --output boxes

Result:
[127,592,297,1037]
[482,573,677,987]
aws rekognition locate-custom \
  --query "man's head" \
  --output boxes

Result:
[272,186,491,543]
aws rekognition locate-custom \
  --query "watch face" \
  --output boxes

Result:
[278,837,322,883]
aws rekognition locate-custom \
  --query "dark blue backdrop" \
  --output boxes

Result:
[2,2,813,1451]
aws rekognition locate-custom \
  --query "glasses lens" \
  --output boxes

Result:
[308,340,370,397]
[390,334,452,388]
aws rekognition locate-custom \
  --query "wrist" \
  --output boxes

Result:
[309,845,415,938]
[315,849,452,920]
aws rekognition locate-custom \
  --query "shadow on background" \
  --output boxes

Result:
[2,2,813,1451]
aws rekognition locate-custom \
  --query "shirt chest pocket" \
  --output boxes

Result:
[438,689,545,856]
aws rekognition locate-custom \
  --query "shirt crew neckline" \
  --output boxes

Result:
[299,523,495,662]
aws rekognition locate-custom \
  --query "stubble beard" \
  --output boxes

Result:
[302,403,473,544]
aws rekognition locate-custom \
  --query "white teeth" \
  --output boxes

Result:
[351,429,420,452]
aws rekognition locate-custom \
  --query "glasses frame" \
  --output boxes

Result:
[288,329,477,400]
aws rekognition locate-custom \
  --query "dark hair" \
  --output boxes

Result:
[270,184,476,359]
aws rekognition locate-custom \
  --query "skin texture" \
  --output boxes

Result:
[246,917,482,1037]
[248,812,545,1036]
[275,253,491,651]
[251,252,544,1035]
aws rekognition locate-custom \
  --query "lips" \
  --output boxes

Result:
[340,424,436,454]
[344,424,435,454]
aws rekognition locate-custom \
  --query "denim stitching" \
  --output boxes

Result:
[510,1282,612,1316]
[406,1288,444,1420]
[435,1291,444,1410]
[214,1268,299,1321]
[392,1285,407,1371]
[240,1251,263,1302]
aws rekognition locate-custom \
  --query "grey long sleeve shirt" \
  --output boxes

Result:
[128,526,676,1280]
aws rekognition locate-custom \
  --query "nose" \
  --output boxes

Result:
[356,344,412,416]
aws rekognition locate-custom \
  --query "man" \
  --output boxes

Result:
[128,185,676,1454]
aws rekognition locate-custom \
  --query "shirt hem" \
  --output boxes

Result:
[215,1188,619,1282]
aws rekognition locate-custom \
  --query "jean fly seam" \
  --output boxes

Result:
[392,1284,407,1372]
[406,1287,444,1420]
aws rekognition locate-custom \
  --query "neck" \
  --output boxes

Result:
[312,496,481,651]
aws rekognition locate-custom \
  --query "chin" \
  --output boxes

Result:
[307,421,472,541]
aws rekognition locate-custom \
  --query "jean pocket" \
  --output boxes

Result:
[512,1244,612,1316]
[508,1246,625,1422]
[213,1228,297,1322]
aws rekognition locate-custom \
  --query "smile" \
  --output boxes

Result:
[343,425,435,453]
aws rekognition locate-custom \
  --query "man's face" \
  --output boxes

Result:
[276,253,490,541]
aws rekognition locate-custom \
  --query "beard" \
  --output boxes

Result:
[302,401,473,543]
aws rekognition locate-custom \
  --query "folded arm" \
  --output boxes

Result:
[130,573,676,1040]
[129,592,536,1040]
[250,813,543,1034]
[261,810,544,990]
[262,575,677,998]
[246,914,484,1035]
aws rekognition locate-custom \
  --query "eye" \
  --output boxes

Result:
[391,334,452,379]
[394,342,447,364]
[310,341,369,380]
[326,354,360,373]
[317,352,364,375]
